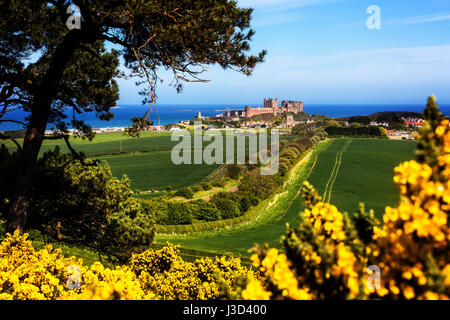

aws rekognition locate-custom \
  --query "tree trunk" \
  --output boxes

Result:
[6,126,45,233]
[6,28,96,233]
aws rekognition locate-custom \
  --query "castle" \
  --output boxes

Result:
[221,98,303,120]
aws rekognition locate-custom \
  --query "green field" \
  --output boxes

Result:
[156,138,417,257]
[5,131,302,191]
[96,151,221,191]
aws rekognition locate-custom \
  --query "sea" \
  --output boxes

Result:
[2,103,450,131]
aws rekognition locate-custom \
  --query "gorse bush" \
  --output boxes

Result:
[0,232,255,300]
[0,232,148,300]
[128,244,255,300]
[367,96,450,300]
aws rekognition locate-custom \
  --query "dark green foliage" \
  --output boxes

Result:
[191,200,221,222]
[279,139,290,150]
[174,187,194,199]
[238,195,253,213]
[225,164,245,179]
[210,194,242,219]
[416,96,444,167]
[144,198,192,225]
[239,169,277,202]
[348,116,371,125]
[212,181,225,188]
[292,124,327,138]
[325,126,386,137]
[191,185,202,193]
[352,203,379,246]
[201,182,213,191]
[165,202,193,225]
[142,198,171,225]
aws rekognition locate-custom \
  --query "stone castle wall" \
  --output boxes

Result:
[244,99,303,117]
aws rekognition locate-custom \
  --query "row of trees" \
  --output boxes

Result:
[325,126,387,137]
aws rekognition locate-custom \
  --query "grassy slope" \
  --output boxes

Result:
[156,138,416,257]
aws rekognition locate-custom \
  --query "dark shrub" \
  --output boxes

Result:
[200,182,213,190]
[238,195,253,213]
[191,200,221,222]
[226,164,245,179]
[6,147,157,263]
[174,187,194,199]
[165,202,193,225]
[210,195,241,219]
[239,169,277,202]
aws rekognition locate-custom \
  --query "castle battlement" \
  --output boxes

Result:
[245,98,303,118]
[217,98,303,121]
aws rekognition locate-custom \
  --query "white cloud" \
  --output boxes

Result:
[388,12,450,26]
[238,0,342,27]
[120,44,450,104]
[238,0,339,11]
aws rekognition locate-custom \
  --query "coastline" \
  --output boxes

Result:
[2,103,450,133]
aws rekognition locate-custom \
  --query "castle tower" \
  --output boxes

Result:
[245,105,252,118]
[264,98,279,109]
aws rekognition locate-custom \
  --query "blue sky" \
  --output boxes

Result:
[117,0,450,105]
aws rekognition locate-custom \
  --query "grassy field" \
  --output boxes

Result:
[310,138,417,218]
[96,151,221,191]
[156,138,417,257]
[5,131,303,191]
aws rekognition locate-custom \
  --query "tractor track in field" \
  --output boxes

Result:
[323,139,352,203]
